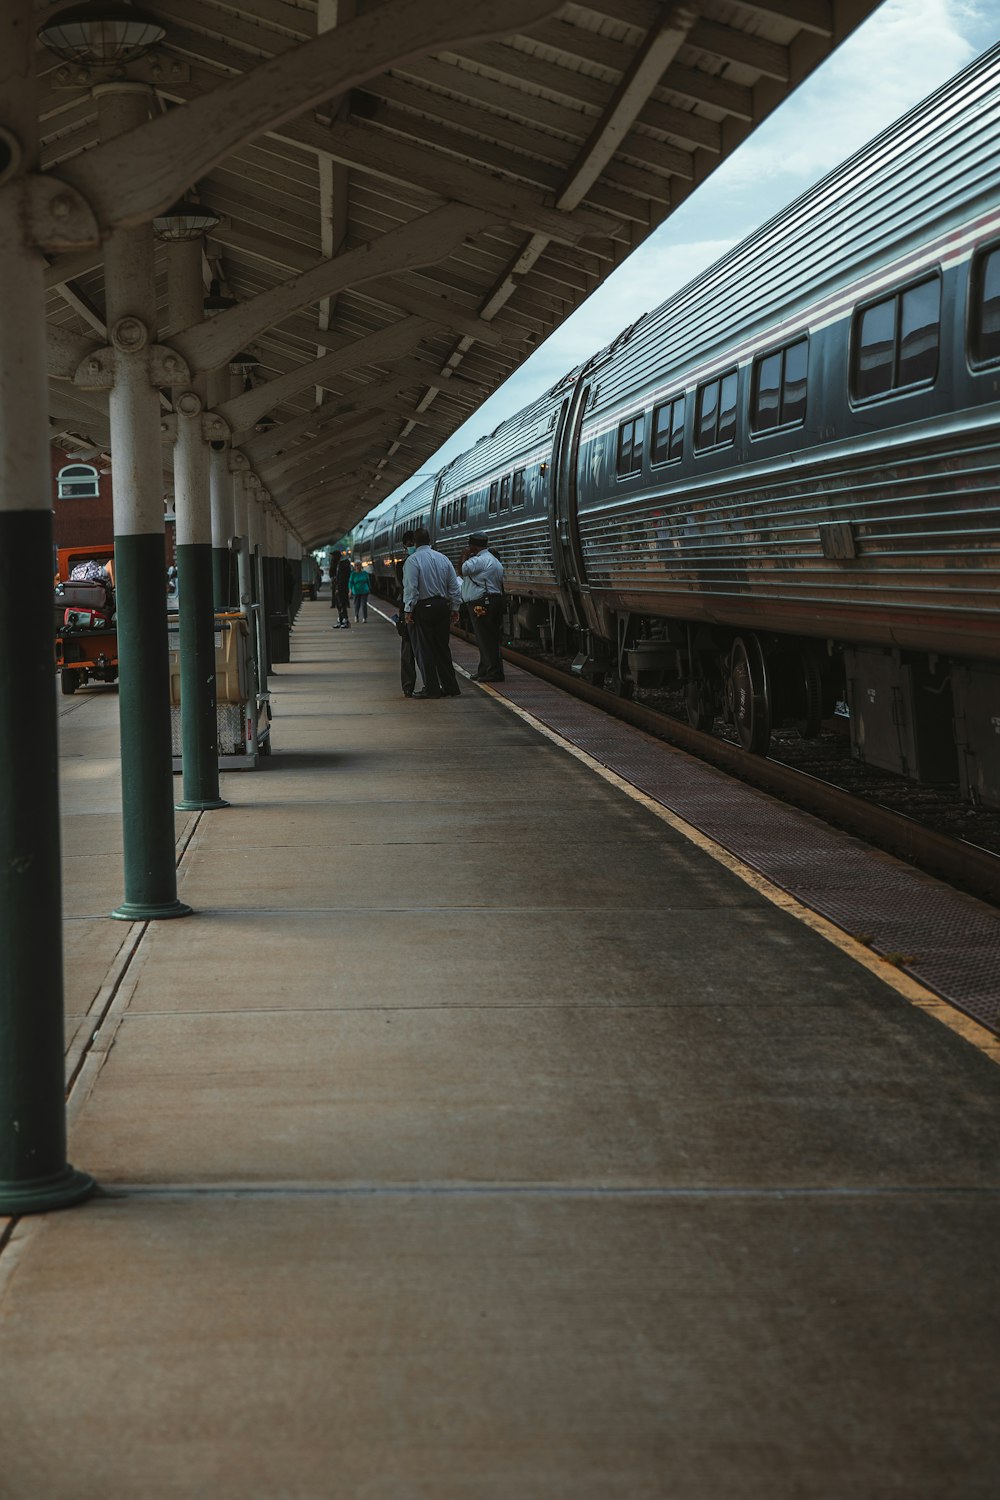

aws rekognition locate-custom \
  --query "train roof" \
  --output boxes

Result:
[355,44,1000,528]
[586,41,1000,417]
[437,388,561,495]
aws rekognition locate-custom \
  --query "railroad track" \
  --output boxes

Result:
[462,631,1000,910]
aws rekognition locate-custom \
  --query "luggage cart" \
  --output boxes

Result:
[168,612,270,770]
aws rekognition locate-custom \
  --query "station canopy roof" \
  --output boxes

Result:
[39,0,882,546]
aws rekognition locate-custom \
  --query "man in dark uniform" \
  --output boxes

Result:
[333,550,352,628]
[402,527,462,697]
[394,530,422,696]
[459,532,505,682]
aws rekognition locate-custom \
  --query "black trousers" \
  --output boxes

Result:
[401,624,417,693]
[469,595,504,679]
[412,598,459,695]
[335,590,350,625]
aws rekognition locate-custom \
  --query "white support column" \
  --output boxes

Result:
[97,81,191,919]
[0,0,95,1213]
[208,368,235,608]
[168,236,227,810]
[246,478,268,691]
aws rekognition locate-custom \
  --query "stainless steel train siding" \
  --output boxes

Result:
[433,391,563,592]
[353,44,1000,800]
[574,47,1000,659]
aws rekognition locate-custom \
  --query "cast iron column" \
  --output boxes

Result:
[98,82,191,919]
[167,238,227,811]
[0,0,95,1212]
[247,480,269,692]
[209,370,234,610]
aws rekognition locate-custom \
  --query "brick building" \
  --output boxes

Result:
[50,445,176,565]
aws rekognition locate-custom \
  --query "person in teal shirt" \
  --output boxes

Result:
[349,560,371,623]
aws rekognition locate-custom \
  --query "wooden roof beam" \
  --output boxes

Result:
[208,220,524,347]
[555,3,700,213]
[260,413,396,483]
[172,202,499,371]
[53,0,565,233]
[217,316,434,430]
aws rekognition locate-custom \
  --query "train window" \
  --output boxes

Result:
[460,495,468,522]
[853,275,940,400]
[616,414,645,476]
[499,474,511,511]
[753,353,781,429]
[512,470,525,508]
[855,301,895,398]
[488,481,498,516]
[782,339,808,423]
[718,371,738,443]
[970,245,1000,366]
[651,395,685,464]
[898,279,940,386]
[751,338,809,432]
[695,370,737,450]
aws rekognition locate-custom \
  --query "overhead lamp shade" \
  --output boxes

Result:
[229,351,258,375]
[153,199,221,242]
[254,415,277,434]
[38,2,165,64]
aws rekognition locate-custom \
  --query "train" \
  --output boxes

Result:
[353,44,1000,809]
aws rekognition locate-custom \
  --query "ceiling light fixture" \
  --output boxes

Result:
[38,1,165,65]
[153,199,221,242]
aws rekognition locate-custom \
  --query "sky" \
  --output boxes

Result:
[362,0,999,524]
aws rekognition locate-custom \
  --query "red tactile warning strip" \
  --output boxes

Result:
[449,638,1000,1036]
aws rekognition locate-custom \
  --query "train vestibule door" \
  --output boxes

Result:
[551,381,609,673]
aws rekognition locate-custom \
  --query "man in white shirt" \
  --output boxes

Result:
[402,527,463,698]
[460,532,505,683]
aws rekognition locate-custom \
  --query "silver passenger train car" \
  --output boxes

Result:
[359,46,1000,806]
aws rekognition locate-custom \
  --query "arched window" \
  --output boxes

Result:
[57,463,100,499]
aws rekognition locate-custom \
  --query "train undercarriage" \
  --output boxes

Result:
[500,595,1000,810]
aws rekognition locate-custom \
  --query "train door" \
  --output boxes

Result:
[551,381,607,660]
[551,384,589,632]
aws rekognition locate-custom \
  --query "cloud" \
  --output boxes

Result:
[709,0,982,199]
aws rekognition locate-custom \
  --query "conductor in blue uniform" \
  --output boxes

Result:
[402,527,462,698]
[460,531,505,683]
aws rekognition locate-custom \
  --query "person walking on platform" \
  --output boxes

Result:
[403,527,462,698]
[395,530,424,697]
[332,550,352,628]
[349,560,370,623]
[460,531,505,682]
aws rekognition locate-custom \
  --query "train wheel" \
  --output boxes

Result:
[60,669,79,696]
[685,678,716,733]
[728,635,771,754]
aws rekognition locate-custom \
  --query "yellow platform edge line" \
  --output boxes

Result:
[477,681,1000,1067]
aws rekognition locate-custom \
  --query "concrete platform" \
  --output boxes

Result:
[1,601,998,1497]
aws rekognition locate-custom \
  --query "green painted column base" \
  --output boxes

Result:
[175,797,229,811]
[114,532,191,917]
[1,509,95,1214]
[0,1164,96,1216]
[110,897,193,922]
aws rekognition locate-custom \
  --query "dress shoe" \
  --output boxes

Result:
[410,689,441,699]
[443,689,462,697]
